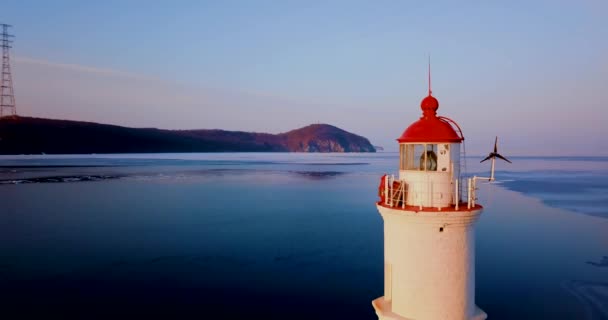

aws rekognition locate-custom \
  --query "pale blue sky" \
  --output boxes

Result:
[3,0,607,155]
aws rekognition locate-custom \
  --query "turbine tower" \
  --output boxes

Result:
[1,23,17,119]
[480,136,511,181]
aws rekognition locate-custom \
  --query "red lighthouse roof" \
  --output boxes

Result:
[397,93,463,143]
[397,60,464,143]
[398,59,463,143]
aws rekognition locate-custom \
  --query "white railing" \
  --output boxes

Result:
[384,175,407,208]
[466,175,489,209]
[382,174,488,210]
[383,175,456,210]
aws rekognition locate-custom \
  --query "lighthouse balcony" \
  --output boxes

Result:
[377,174,482,212]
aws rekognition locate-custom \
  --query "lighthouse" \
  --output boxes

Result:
[372,73,487,320]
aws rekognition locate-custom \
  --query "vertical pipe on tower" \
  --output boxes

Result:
[455,179,459,210]
[467,178,471,209]
[384,174,389,205]
[402,183,406,209]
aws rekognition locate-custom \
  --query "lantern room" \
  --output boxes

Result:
[393,93,465,209]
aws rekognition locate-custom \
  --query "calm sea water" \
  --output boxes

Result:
[0,153,606,319]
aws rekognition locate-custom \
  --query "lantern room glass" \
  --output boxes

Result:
[400,144,439,171]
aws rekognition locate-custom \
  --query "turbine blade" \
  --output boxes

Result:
[496,153,512,163]
[494,136,498,153]
[480,155,492,163]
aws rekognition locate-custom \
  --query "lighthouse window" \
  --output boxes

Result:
[401,144,423,170]
[420,144,438,171]
[401,144,416,170]
[399,144,407,170]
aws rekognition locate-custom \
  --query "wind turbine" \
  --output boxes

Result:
[480,136,511,181]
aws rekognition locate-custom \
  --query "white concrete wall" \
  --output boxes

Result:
[398,171,454,208]
[378,206,484,320]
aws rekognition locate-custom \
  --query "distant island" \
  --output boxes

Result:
[0,117,375,154]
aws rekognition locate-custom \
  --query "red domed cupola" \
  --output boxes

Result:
[397,63,463,144]
[397,92,463,143]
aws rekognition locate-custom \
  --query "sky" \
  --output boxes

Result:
[2,0,607,155]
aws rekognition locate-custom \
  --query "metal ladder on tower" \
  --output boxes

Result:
[438,116,468,205]
[460,141,468,204]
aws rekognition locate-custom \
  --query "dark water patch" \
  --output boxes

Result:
[0,168,286,185]
[0,174,124,184]
[290,171,347,180]
[0,165,121,168]
[587,256,608,268]
[298,162,369,166]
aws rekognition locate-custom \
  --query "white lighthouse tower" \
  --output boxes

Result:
[372,74,487,320]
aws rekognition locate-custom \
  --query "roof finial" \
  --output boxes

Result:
[420,53,439,116]
[428,53,432,96]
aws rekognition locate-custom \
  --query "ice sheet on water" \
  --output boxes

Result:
[497,170,608,218]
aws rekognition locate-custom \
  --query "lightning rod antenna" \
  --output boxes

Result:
[428,54,432,96]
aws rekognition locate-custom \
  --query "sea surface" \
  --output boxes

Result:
[0,153,606,319]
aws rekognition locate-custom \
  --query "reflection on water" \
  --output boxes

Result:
[0,153,606,319]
